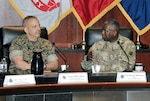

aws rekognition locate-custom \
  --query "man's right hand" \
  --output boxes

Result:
[86,51,93,61]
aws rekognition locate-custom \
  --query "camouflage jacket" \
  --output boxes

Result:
[9,34,58,74]
[81,35,136,72]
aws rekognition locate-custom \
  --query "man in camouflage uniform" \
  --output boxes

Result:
[81,19,136,72]
[9,16,58,74]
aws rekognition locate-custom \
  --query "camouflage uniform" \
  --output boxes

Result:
[9,34,58,74]
[81,35,136,72]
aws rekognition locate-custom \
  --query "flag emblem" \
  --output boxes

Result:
[31,0,60,12]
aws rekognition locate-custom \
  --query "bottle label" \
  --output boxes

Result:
[0,64,7,72]
[0,64,3,72]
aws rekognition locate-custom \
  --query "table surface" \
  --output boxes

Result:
[0,72,150,96]
[1,81,150,95]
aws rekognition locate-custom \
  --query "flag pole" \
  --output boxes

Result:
[81,30,86,50]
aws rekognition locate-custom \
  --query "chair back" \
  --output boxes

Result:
[85,27,133,54]
[0,26,48,66]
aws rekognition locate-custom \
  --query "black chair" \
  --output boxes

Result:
[0,26,48,67]
[85,27,133,54]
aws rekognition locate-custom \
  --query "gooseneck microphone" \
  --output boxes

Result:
[117,40,130,71]
[52,42,68,72]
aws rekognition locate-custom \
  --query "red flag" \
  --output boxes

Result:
[72,0,121,31]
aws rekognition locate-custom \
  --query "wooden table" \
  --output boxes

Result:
[1,72,150,101]
[1,82,150,95]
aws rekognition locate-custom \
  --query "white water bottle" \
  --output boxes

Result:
[1,58,7,72]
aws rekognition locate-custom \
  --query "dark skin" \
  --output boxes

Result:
[87,24,119,61]
[102,24,118,42]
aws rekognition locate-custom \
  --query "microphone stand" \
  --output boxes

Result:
[117,40,131,72]
[52,42,68,72]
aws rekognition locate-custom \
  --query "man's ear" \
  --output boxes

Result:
[113,30,118,36]
[24,27,28,34]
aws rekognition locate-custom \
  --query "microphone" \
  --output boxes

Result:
[52,42,68,72]
[117,40,131,72]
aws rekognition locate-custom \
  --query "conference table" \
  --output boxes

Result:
[0,72,150,101]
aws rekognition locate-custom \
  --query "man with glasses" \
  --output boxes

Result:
[81,19,136,72]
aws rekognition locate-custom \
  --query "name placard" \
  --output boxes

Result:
[58,72,88,84]
[116,72,147,82]
[3,74,36,87]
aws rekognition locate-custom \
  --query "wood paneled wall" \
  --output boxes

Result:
[49,6,150,47]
